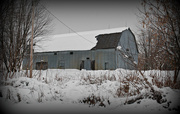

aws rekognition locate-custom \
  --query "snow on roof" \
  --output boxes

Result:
[34,27,128,52]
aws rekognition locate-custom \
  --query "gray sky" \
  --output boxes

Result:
[41,0,141,35]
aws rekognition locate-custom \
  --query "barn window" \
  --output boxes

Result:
[54,52,57,55]
[86,57,90,60]
[70,52,73,55]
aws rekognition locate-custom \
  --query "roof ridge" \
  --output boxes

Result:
[50,27,128,37]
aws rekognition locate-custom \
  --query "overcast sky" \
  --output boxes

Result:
[41,0,141,36]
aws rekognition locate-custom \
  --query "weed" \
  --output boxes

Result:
[6,89,11,100]
[17,93,21,102]
[37,92,44,103]
[55,75,63,82]
[150,73,180,89]
[79,94,110,107]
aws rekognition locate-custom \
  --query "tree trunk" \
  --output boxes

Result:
[173,67,179,84]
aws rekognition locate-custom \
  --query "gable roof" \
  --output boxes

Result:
[92,28,139,53]
[91,32,122,50]
[34,27,128,52]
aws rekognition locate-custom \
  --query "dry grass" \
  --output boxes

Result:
[150,73,180,89]
[116,73,143,97]
[80,71,146,98]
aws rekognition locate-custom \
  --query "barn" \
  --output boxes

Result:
[22,27,138,70]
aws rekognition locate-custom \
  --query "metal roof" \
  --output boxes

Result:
[91,32,122,50]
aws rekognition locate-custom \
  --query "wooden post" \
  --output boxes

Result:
[30,0,34,78]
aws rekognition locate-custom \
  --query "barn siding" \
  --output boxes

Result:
[23,49,118,70]
[95,49,116,70]
[116,29,138,69]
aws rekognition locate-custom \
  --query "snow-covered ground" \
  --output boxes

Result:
[0,69,180,114]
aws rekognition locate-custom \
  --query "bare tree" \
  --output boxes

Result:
[0,0,52,79]
[138,29,153,70]
[137,0,180,84]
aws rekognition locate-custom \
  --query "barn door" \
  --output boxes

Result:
[58,60,65,69]
[58,55,65,69]
[91,60,95,70]
[105,62,109,70]
[80,58,95,70]
[84,59,91,70]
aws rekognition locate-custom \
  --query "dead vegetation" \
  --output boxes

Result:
[79,94,110,107]
[150,73,180,89]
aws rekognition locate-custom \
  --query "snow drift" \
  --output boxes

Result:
[0,69,180,114]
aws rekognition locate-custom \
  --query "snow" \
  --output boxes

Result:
[116,46,122,51]
[34,27,128,52]
[0,69,180,114]
[124,54,128,58]
[133,61,137,64]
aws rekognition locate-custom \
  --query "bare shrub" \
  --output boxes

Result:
[55,74,63,82]
[82,74,102,85]
[37,92,44,103]
[6,89,11,100]
[81,72,118,85]
[79,94,110,107]
[151,73,180,89]
[116,72,146,97]
[17,93,21,102]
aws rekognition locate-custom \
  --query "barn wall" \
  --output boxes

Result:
[57,50,95,69]
[116,50,130,69]
[116,29,138,69]
[22,53,50,70]
[56,49,116,70]
[22,49,117,70]
[95,49,116,70]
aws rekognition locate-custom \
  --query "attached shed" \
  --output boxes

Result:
[23,27,138,70]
